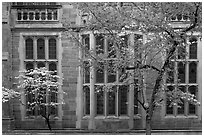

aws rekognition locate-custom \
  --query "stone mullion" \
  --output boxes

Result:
[33,37,37,67]
[185,38,189,116]
[128,33,135,129]
[76,34,84,128]
[197,36,201,119]
[104,36,108,117]
[88,32,96,129]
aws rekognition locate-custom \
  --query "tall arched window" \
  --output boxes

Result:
[37,38,45,59]
[49,38,57,59]
[25,38,33,59]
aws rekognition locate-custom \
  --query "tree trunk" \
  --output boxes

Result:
[45,117,52,131]
[146,114,151,135]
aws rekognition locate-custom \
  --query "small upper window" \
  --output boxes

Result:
[25,38,33,59]
[37,38,45,59]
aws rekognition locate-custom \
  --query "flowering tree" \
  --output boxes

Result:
[2,87,20,103]
[64,2,201,134]
[16,67,64,131]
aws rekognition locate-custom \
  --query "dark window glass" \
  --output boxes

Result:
[17,12,21,20]
[118,85,128,115]
[107,60,116,83]
[178,46,186,59]
[26,62,34,70]
[26,91,35,116]
[49,38,57,59]
[41,12,46,20]
[119,68,128,83]
[25,38,33,59]
[177,14,182,21]
[84,61,90,83]
[120,35,128,55]
[108,39,116,58]
[178,62,185,83]
[167,61,174,83]
[134,34,143,58]
[177,86,185,115]
[84,86,90,115]
[96,86,104,115]
[37,38,45,59]
[49,62,57,76]
[37,62,45,68]
[47,11,52,20]
[108,86,116,115]
[29,12,34,20]
[48,62,57,115]
[53,10,57,20]
[189,42,197,59]
[82,35,90,58]
[23,12,28,20]
[35,12,40,20]
[189,62,197,83]
[96,62,104,83]
[188,86,196,115]
[96,35,104,55]
[166,86,174,115]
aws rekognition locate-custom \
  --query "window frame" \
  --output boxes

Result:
[81,32,143,118]
[23,35,59,118]
[165,36,199,117]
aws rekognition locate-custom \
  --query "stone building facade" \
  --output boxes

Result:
[2,2,202,131]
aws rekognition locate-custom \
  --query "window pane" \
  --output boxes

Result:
[35,12,40,20]
[108,86,116,115]
[189,42,197,59]
[41,12,46,20]
[178,46,186,59]
[96,62,104,83]
[23,12,28,20]
[119,68,128,83]
[37,62,45,68]
[118,85,128,115]
[25,38,33,59]
[82,35,90,58]
[96,86,104,115]
[177,86,185,115]
[166,86,174,115]
[29,12,34,20]
[84,86,90,115]
[53,10,57,20]
[17,12,21,20]
[107,60,116,83]
[96,35,104,55]
[84,61,90,83]
[47,11,52,20]
[37,38,45,59]
[178,62,185,83]
[108,39,116,58]
[120,35,128,55]
[188,86,196,115]
[49,38,57,59]
[189,62,197,83]
[26,91,35,116]
[189,37,197,59]
[26,62,34,70]
[166,61,174,84]
[134,34,143,58]
[49,62,57,76]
